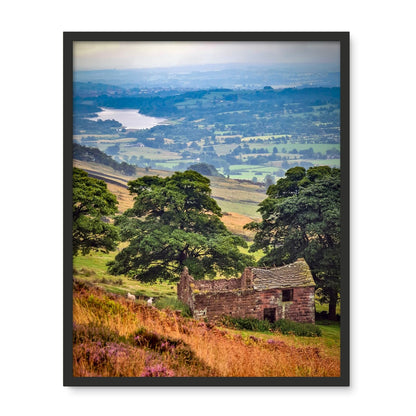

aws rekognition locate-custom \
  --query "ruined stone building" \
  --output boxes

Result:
[177,258,316,324]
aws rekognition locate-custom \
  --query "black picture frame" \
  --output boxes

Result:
[64,31,349,386]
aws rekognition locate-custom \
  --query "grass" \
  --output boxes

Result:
[73,251,178,304]
[73,281,340,377]
[312,159,340,168]
[315,300,341,315]
[72,244,341,377]
[238,242,263,262]
[215,199,260,219]
[241,135,291,142]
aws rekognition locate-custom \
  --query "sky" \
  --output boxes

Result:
[73,41,340,71]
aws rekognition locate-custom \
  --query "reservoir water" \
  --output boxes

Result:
[88,108,167,130]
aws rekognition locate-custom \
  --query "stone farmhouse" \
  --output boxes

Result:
[177,258,316,324]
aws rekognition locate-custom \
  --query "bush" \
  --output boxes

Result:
[315,311,341,322]
[220,316,271,332]
[272,319,322,337]
[220,316,321,337]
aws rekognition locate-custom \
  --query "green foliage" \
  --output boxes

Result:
[273,319,322,337]
[220,316,321,337]
[72,168,119,256]
[266,166,306,198]
[86,294,126,316]
[108,171,254,282]
[246,166,341,319]
[220,315,272,332]
[187,163,223,177]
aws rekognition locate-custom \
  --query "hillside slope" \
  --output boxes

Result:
[73,280,340,377]
[73,159,263,238]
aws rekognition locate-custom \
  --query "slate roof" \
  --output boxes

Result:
[251,258,315,290]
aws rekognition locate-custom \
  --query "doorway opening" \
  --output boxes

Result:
[263,308,276,323]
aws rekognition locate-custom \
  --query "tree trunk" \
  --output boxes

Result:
[328,291,338,321]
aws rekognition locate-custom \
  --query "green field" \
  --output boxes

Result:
[215,199,260,218]
[73,250,179,302]
[241,134,293,142]
[312,159,340,168]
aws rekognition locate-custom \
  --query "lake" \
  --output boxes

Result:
[88,108,167,130]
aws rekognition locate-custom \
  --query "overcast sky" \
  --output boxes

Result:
[73,41,340,71]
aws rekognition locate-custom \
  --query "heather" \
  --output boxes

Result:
[73,280,340,377]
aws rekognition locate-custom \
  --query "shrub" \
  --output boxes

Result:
[272,319,322,337]
[220,316,271,332]
[220,316,321,337]
[85,294,127,317]
[315,311,341,322]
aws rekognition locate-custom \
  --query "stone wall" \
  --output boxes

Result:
[282,286,315,323]
[193,276,242,292]
[177,267,315,324]
[192,286,315,323]
[177,267,195,310]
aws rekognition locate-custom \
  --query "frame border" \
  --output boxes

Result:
[64,31,349,386]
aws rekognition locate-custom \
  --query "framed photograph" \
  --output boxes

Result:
[64,32,349,386]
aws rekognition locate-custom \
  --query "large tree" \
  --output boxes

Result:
[72,168,119,256]
[108,170,254,282]
[246,166,341,319]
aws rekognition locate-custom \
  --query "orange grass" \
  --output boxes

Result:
[73,281,340,378]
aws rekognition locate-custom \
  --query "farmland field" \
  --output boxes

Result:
[74,84,340,186]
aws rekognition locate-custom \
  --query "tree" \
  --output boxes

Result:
[108,171,254,282]
[246,166,341,319]
[266,166,306,198]
[72,168,119,256]
[187,163,223,177]
[264,174,276,190]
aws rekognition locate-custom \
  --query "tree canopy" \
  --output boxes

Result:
[72,168,119,256]
[187,163,223,177]
[108,170,254,282]
[246,166,341,319]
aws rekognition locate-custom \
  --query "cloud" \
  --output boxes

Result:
[73,41,339,71]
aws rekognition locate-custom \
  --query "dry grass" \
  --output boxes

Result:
[220,212,256,239]
[73,281,340,378]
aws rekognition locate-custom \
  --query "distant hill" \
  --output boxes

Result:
[74,64,340,89]
[73,143,136,176]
